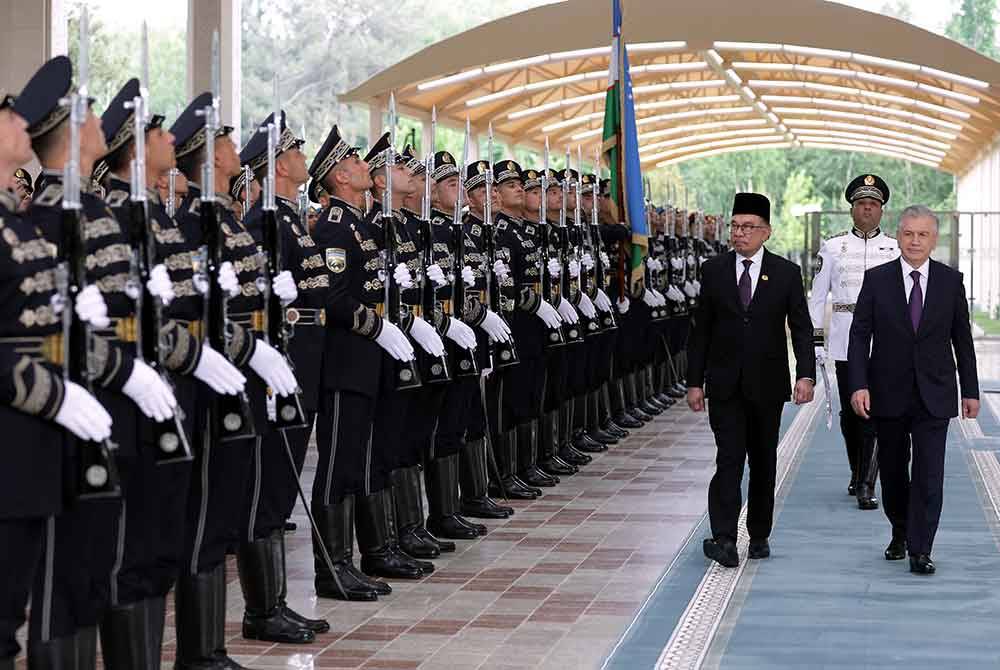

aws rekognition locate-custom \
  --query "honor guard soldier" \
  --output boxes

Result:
[237,110,331,643]
[16,56,181,668]
[170,91,299,669]
[428,151,515,520]
[810,174,898,509]
[96,77,248,667]
[307,125,411,602]
[0,89,114,670]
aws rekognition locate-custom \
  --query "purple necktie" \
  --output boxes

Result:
[739,259,752,310]
[909,269,923,331]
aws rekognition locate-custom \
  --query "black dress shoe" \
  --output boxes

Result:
[703,538,739,568]
[627,407,653,423]
[885,537,907,561]
[426,515,480,540]
[283,521,297,533]
[573,432,607,453]
[559,444,592,466]
[638,400,663,416]
[847,480,857,497]
[666,387,686,399]
[413,526,456,552]
[748,539,770,559]
[654,393,675,407]
[587,428,619,445]
[242,608,315,644]
[398,527,441,559]
[646,396,670,411]
[613,411,643,429]
[856,484,878,511]
[540,456,578,476]
[281,606,330,634]
[520,467,559,488]
[461,496,514,519]
[489,479,539,500]
[909,554,935,575]
[602,419,629,438]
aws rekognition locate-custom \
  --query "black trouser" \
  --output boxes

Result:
[406,385,447,464]
[374,387,411,479]
[243,414,314,542]
[0,518,45,659]
[876,390,949,556]
[707,393,784,542]
[114,376,197,606]
[313,391,375,506]
[834,360,877,484]
[503,355,544,427]
[438,377,478,459]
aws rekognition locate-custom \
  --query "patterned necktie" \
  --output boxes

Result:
[909,269,923,331]
[739,259,753,310]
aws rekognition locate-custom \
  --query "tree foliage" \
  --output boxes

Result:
[945,0,1000,59]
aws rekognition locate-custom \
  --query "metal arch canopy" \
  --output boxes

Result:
[341,0,1000,175]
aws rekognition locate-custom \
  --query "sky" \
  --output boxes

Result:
[89,0,963,35]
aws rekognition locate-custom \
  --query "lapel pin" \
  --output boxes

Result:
[761,275,769,281]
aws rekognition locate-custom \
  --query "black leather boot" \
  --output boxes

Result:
[210,564,249,669]
[599,383,629,437]
[459,438,514,518]
[489,430,540,499]
[586,391,619,445]
[356,489,427,580]
[75,627,97,670]
[100,597,166,670]
[0,656,13,670]
[518,421,559,487]
[427,453,482,539]
[539,411,577,475]
[568,397,606,453]
[391,466,441,558]
[267,529,329,633]
[237,534,315,643]
[313,497,385,600]
[28,634,80,669]
[174,566,229,669]
[615,378,646,426]
[635,369,664,415]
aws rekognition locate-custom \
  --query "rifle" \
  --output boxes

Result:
[166,168,177,218]
[482,122,517,368]
[384,93,421,390]
[538,139,565,349]
[557,148,582,344]
[591,146,616,331]
[60,8,121,499]
[198,31,256,443]
[573,147,598,336]
[260,77,308,429]
[128,22,192,463]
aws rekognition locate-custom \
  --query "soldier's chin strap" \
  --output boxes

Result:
[279,429,345,594]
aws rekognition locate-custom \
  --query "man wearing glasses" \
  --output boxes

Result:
[687,193,815,568]
[809,175,899,510]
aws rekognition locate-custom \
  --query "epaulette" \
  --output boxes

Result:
[105,189,129,209]
[496,219,508,231]
[328,206,343,223]
[431,215,448,226]
[34,183,63,207]
[829,231,848,239]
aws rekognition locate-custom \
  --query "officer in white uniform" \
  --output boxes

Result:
[809,174,899,510]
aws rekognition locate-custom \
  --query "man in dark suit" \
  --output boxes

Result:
[848,205,979,575]
[687,193,815,568]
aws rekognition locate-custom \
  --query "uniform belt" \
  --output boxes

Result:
[500,296,515,313]
[94,316,139,343]
[435,299,453,316]
[285,307,325,327]
[230,310,266,332]
[0,334,64,366]
[832,302,855,313]
[175,319,204,340]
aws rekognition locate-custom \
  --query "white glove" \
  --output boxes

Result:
[75,284,110,329]
[600,251,610,267]
[375,321,415,361]
[54,381,113,442]
[815,346,826,364]
[481,367,493,379]
[461,265,475,288]
[547,258,562,277]
[393,263,414,289]
[193,344,246,395]
[646,257,662,272]
[218,261,240,297]
[121,359,177,421]
[692,280,701,295]
[569,259,581,278]
[410,316,446,357]
[426,263,447,288]
[272,270,298,306]
[578,293,597,319]
[536,300,562,330]
[667,285,685,302]
[493,260,510,282]
[683,281,697,298]
[594,288,613,313]
[581,253,595,270]
[617,297,630,314]
[651,289,667,306]
[556,297,579,324]
[687,254,696,267]
[248,340,299,397]
[642,290,659,308]
[147,264,175,306]
[671,257,684,270]
[480,309,512,343]
[444,317,477,350]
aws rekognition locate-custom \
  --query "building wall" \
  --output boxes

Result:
[957,144,1000,320]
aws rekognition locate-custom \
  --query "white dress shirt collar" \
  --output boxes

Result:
[736,244,765,268]
[901,256,929,279]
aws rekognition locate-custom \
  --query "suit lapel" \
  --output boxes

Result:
[749,249,771,311]
[917,260,940,337]
[892,259,913,334]
[725,250,743,311]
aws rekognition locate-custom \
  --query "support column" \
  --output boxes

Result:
[368,98,385,148]
[0,0,61,91]
[187,0,241,140]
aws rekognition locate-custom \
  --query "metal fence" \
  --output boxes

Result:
[800,211,1000,334]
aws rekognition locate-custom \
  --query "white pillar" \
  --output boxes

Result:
[187,0,241,140]
[368,99,385,147]
[0,0,61,91]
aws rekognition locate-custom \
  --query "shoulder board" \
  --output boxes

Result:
[828,231,848,239]
[34,183,63,207]
[496,219,508,231]
[431,215,448,226]
[105,189,129,209]
[328,206,343,223]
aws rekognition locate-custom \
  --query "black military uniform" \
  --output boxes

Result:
[237,111,331,643]
[0,87,76,663]
[307,125,404,602]
[170,91,272,670]
[17,56,148,668]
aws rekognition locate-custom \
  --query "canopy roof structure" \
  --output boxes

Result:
[342,0,1000,175]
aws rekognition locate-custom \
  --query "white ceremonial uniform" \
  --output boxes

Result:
[808,227,899,361]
